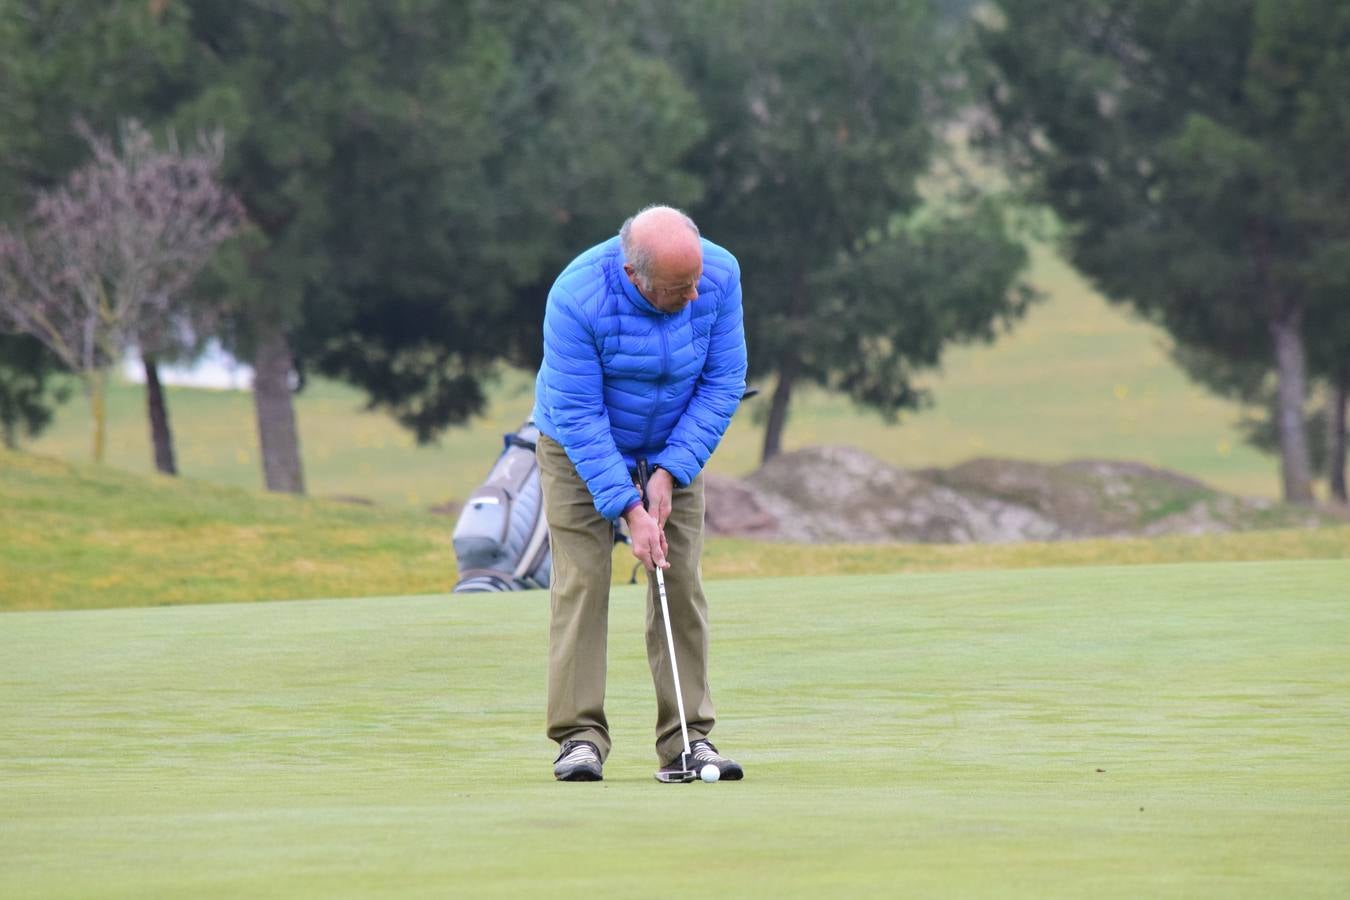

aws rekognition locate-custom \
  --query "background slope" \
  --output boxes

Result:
[24,248,1279,508]
[4,446,1347,611]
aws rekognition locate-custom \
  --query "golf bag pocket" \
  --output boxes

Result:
[452,421,551,592]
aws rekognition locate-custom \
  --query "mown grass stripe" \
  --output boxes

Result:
[2,560,1346,897]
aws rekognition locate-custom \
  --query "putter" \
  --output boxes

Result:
[637,459,697,784]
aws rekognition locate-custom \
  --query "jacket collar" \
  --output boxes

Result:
[619,271,666,316]
[613,241,667,316]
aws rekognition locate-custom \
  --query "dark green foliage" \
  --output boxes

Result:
[1241,401,1330,477]
[0,334,70,448]
[811,201,1035,416]
[977,0,1350,500]
[1171,343,1336,479]
[935,0,981,22]
[173,1,702,441]
[1211,0,1350,493]
[0,1,702,443]
[648,0,1032,457]
[1258,2,1350,396]
[3,0,1031,456]
[978,0,1276,349]
[0,1,195,215]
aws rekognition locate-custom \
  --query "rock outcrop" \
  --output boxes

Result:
[702,447,1335,543]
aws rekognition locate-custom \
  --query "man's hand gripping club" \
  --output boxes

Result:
[627,460,672,572]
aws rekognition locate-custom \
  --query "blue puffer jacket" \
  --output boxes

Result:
[533,235,748,521]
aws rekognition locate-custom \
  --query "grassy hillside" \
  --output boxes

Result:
[4,446,1347,611]
[719,247,1282,497]
[25,247,1286,508]
[0,448,455,611]
[4,560,1347,897]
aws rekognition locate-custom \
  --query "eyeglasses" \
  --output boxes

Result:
[649,281,697,298]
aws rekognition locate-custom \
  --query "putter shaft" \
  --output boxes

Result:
[638,458,694,780]
[655,563,692,769]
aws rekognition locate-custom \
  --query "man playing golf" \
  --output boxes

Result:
[533,205,748,782]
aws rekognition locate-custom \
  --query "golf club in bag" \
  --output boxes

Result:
[637,458,698,784]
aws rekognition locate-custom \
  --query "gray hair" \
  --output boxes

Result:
[619,204,700,284]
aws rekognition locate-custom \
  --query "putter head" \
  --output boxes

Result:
[654,750,696,783]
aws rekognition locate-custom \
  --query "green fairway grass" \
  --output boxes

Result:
[3,560,1347,898]
[5,445,1348,611]
[26,247,1289,507]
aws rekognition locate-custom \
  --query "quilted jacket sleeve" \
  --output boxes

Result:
[652,258,748,486]
[542,285,642,520]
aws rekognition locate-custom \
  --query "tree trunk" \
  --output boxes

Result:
[761,354,799,464]
[88,368,107,463]
[252,322,305,494]
[1269,309,1315,504]
[2,419,15,450]
[142,353,177,476]
[1329,368,1348,505]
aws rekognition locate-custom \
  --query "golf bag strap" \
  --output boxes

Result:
[512,506,551,583]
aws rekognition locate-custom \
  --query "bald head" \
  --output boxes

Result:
[620,205,703,313]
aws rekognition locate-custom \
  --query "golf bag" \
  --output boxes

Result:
[452,420,552,593]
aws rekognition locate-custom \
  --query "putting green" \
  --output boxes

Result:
[3,560,1347,897]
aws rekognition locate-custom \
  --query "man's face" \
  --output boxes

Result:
[626,257,703,314]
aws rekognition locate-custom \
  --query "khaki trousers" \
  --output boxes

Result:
[537,433,715,764]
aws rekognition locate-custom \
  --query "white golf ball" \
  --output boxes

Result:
[700,764,720,783]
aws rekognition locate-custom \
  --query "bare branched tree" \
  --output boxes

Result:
[0,119,243,464]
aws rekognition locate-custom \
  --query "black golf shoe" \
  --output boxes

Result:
[553,739,603,781]
[673,738,744,781]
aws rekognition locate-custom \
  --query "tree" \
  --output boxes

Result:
[168,0,705,487]
[1251,0,1350,503]
[135,309,210,476]
[0,2,199,467]
[0,1,194,217]
[0,121,241,463]
[1328,375,1348,504]
[0,333,70,449]
[5,1,705,488]
[644,0,1032,461]
[807,200,1035,424]
[1173,318,1349,504]
[1169,343,1333,488]
[281,1,703,442]
[976,0,1350,504]
[465,2,706,385]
